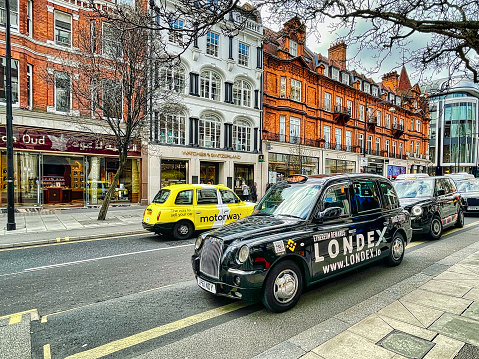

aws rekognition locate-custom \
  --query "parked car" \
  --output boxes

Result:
[395,173,430,180]
[192,174,412,312]
[445,172,475,181]
[392,176,464,240]
[143,184,255,240]
[455,178,479,213]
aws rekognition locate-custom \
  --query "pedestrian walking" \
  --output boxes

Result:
[241,181,250,201]
[250,182,258,202]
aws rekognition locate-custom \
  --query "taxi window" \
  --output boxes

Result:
[175,190,193,205]
[352,181,381,213]
[321,185,350,217]
[436,178,451,195]
[197,188,218,205]
[379,181,399,210]
[153,189,170,203]
[219,189,239,204]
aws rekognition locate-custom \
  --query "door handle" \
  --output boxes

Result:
[196,212,201,214]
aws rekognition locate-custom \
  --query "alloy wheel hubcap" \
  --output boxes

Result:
[432,220,441,235]
[391,237,404,260]
[273,270,298,303]
[179,225,189,235]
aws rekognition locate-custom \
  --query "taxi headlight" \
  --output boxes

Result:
[412,205,423,216]
[237,245,250,263]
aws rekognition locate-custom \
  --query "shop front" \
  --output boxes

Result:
[0,126,141,207]
[386,165,407,179]
[365,157,385,176]
[234,164,254,198]
[160,159,188,188]
[268,152,319,184]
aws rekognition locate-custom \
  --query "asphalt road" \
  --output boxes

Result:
[2,216,479,359]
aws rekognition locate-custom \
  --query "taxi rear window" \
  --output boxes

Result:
[153,189,170,203]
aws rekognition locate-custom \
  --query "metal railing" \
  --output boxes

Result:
[263,132,360,153]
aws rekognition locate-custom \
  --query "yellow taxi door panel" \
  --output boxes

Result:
[195,188,222,230]
[170,189,194,224]
[219,188,243,225]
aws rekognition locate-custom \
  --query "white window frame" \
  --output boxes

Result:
[233,118,252,151]
[359,104,365,121]
[367,135,372,152]
[0,0,19,29]
[290,79,301,101]
[324,125,331,148]
[102,79,122,120]
[376,110,381,126]
[386,114,391,129]
[335,96,342,112]
[372,87,378,97]
[358,133,364,151]
[363,82,370,94]
[157,113,186,145]
[102,22,122,58]
[27,0,32,35]
[324,92,331,112]
[279,115,286,142]
[290,117,300,144]
[238,42,249,67]
[393,116,398,127]
[55,11,72,47]
[200,69,221,101]
[392,141,397,155]
[376,137,381,153]
[289,40,297,56]
[346,130,352,151]
[410,118,414,131]
[159,65,185,93]
[341,73,349,86]
[206,31,219,57]
[54,72,71,113]
[0,57,19,106]
[27,63,32,109]
[347,100,353,115]
[233,79,251,107]
[385,139,390,154]
[399,143,403,155]
[335,128,342,149]
[332,68,339,81]
[168,19,184,44]
[416,119,421,132]
[415,141,420,154]
[199,113,221,148]
[280,76,286,98]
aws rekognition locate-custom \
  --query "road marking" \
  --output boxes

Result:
[65,302,248,359]
[20,244,193,273]
[43,344,51,359]
[0,309,38,324]
[0,232,152,252]
[407,241,425,248]
[443,220,479,237]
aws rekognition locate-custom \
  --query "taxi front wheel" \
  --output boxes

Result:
[386,232,405,267]
[172,220,194,240]
[262,260,303,313]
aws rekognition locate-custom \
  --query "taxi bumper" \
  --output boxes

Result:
[191,255,265,303]
[142,221,175,234]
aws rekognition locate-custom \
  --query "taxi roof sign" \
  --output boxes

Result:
[287,175,308,183]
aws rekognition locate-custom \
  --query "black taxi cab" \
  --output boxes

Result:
[192,174,412,312]
[454,178,479,213]
[392,176,464,240]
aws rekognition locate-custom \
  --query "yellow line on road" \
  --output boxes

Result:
[8,313,22,324]
[444,220,479,237]
[0,309,37,322]
[407,241,425,248]
[65,302,248,359]
[43,344,51,359]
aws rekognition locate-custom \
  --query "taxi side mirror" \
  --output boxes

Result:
[314,206,342,222]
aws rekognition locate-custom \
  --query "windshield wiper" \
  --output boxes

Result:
[275,214,303,219]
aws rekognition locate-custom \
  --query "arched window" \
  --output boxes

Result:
[233,118,252,151]
[154,112,186,145]
[158,65,185,93]
[233,79,251,107]
[200,70,221,101]
[200,113,221,148]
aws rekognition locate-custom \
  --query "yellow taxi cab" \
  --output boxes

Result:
[142,184,255,240]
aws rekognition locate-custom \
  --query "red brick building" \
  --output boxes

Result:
[0,0,142,207]
[261,18,430,185]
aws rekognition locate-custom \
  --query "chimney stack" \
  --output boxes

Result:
[382,71,399,90]
[328,41,347,69]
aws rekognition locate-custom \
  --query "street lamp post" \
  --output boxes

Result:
[5,0,16,230]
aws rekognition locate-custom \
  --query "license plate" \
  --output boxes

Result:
[468,206,479,210]
[197,277,216,294]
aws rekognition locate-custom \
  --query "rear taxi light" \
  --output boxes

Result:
[157,211,161,221]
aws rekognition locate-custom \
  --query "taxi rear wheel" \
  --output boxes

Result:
[262,260,303,313]
[428,215,443,240]
[455,209,465,228]
[172,220,194,240]
[386,232,405,267]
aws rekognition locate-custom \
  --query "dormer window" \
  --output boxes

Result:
[341,73,349,86]
[372,86,378,97]
[332,68,339,81]
[363,82,370,94]
[289,40,297,56]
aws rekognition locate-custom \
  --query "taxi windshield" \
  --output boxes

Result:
[153,189,170,203]
[255,183,322,219]
[456,180,479,193]
[392,179,434,198]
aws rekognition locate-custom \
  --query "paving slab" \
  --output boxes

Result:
[464,288,479,301]
[252,341,306,359]
[448,263,479,276]
[423,334,464,359]
[399,300,444,328]
[378,330,435,359]
[428,312,479,347]
[311,331,395,359]
[378,314,437,341]
[461,302,479,321]
[400,289,472,314]
[348,314,393,343]
[377,301,424,327]
[419,279,473,298]
[433,271,479,286]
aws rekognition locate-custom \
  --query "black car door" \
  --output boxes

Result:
[310,181,353,281]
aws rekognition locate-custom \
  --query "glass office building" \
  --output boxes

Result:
[426,77,479,175]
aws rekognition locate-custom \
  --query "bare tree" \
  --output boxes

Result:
[46,6,185,220]
[255,0,479,82]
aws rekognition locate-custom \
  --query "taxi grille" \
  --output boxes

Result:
[467,197,479,206]
[199,237,223,279]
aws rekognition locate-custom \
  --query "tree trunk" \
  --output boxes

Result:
[97,157,127,221]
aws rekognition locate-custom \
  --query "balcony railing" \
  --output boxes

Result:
[333,105,352,124]
[263,131,360,153]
